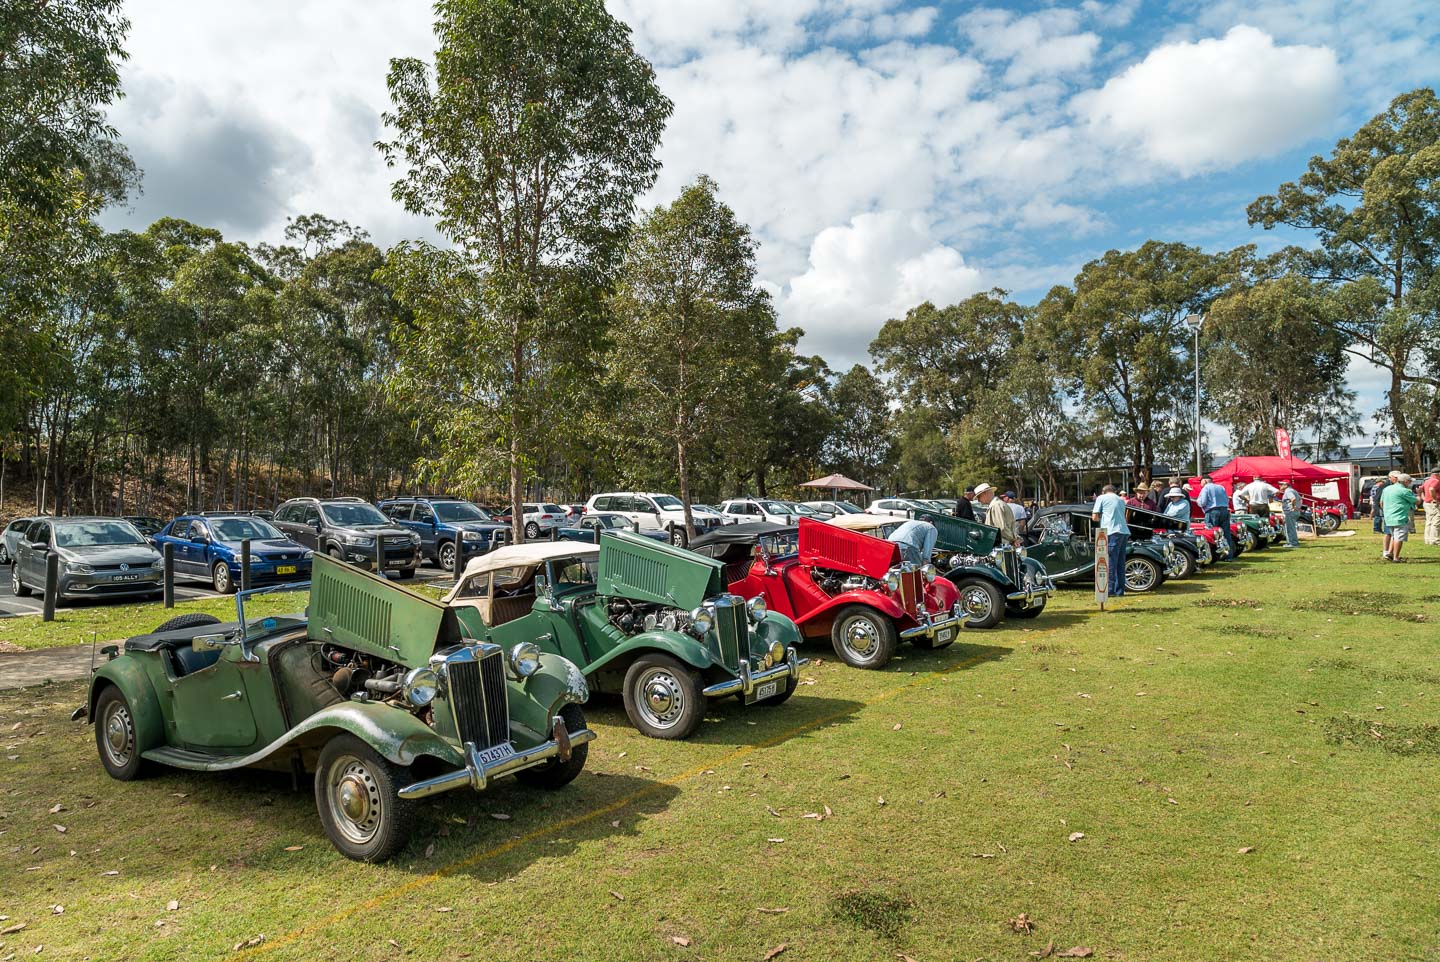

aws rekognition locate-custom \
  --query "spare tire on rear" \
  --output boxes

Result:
[152,613,222,634]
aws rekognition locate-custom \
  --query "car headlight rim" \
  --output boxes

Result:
[883,569,901,592]
[920,563,937,583]
[509,641,542,678]
[746,595,767,623]
[401,666,439,708]
[689,606,714,637]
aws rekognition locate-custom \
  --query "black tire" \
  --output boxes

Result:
[622,654,706,739]
[153,612,222,633]
[314,734,415,863]
[515,704,590,789]
[743,673,798,707]
[669,526,687,547]
[328,546,345,564]
[212,561,235,594]
[1250,530,1269,551]
[94,685,149,781]
[524,522,540,540]
[1007,596,1047,619]
[953,578,1005,629]
[438,540,457,572]
[829,605,898,669]
[1172,548,1197,579]
[1123,556,1164,593]
[11,562,31,597]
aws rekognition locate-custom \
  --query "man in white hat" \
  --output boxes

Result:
[975,483,1019,547]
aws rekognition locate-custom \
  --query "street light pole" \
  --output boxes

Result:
[1184,314,1205,477]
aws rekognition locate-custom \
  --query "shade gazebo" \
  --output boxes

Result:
[799,473,874,503]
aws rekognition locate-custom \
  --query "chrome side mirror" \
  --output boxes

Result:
[535,574,553,600]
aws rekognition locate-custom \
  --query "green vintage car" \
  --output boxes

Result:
[445,532,805,740]
[84,554,594,862]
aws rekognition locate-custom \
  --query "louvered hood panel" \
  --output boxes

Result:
[797,517,900,578]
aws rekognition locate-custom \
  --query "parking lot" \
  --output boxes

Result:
[0,565,221,617]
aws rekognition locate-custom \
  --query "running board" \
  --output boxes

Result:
[142,745,257,772]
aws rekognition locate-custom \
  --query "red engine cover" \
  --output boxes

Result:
[797,517,900,578]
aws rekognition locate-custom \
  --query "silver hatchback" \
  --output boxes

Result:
[11,517,164,602]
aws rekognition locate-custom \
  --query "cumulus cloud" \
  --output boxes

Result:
[783,211,985,363]
[1074,25,1343,174]
[962,8,1101,85]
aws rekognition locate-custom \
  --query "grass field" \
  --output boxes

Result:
[0,528,1436,961]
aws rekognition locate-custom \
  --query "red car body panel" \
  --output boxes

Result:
[797,518,901,577]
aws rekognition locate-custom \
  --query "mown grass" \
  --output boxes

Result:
[0,528,1437,961]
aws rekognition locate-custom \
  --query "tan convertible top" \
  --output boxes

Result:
[443,542,599,603]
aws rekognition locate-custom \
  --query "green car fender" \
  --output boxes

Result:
[277,700,465,769]
[508,654,590,743]
[1129,541,1168,563]
[583,629,715,678]
[89,656,166,755]
[941,562,1013,590]
[751,610,802,654]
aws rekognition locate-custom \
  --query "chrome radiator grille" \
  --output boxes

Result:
[998,547,1022,586]
[711,595,744,671]
[448,650,509,749]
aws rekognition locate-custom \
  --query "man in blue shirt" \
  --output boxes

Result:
[1091,484,1131,598]
[1196,474,1237,558]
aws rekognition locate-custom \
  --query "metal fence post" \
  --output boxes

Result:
[42,552,59,622]
[453,533,465,574]
[240,539,251,592]
[163,542,175,609]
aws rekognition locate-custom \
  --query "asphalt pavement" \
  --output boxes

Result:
[0,564,222,618]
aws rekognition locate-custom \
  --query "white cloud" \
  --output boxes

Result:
[962,8,1101,84]
[783,211,985,363]
[1074,25,1342,174]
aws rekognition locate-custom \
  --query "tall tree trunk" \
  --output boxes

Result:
[510,327,525,543]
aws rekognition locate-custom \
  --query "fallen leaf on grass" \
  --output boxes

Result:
[610,890,625,901]
[424,842,435,858]
[52,825,66,834]
[756,907,789,914]
[1056,948,1093,958]
[877,797,886,806]
[434,907,453,913]
[490,812,512,821]
[892,723,903,731]
[1067,832,1085,842]
[48,804,64,815]
[282,845,303,852]
[232,935,266,950]
[764,945,788,960]
[1031,942,1055,958]
[670,935,692,947]
[897,955,921,962]
[387,938,401,948]
[801,806,833,821]
[767,838,785,844]
[766,805,782,818]
[100,870,119,877]
[1009,912,1034,933]
[166,900,179,911]
[51,906,64,915]
[1,922,26,935]
[1238,846,1255,854]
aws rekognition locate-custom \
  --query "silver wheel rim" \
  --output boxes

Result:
[842,615,881,659]
[960,585,995,623]
[440,542,455,571]
[326,755,383,845]
[634,667,688,730]
[1199,542,1212,564]
[525,523,538,539]
[10,565,18,592]
[214,564,229,592]
[1125,559,1157,591]
[101,700,134,768]
[670,528,684,545]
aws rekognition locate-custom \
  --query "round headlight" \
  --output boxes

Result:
[746,595,767,623]
[920,564,937,583]
[689,606,714,636]
[401,666,439,708]
[509,642,542,678]
[883,570,901,592]
[768,640,785,666]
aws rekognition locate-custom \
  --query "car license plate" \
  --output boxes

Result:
[475,742,516,767]
[936,627,955,643]
[112,574,141,582]
[752,679,779,702]
[276,565,296,575]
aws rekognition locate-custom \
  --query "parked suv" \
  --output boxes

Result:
[272,497,421,576]
[718,498,800,525]
[379,496,510,572]
[585,492,721,546]
[2,516,44,565]
[11,517,164,602]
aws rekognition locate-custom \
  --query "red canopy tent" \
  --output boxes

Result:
[1209,455,1351,508]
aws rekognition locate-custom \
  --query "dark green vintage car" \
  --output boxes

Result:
[445,532,805,740]
[1023,505,1173,593]
[84,555,594,862]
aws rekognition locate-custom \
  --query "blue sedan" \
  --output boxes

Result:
[556,512,670,544]
[153,514,313,593]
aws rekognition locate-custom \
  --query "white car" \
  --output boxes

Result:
[868,497,934,518]
[517,502,566,538]
[718,498,801,525]
[583,492,721,546]
[689,504,735,526]
[801,500,863,518]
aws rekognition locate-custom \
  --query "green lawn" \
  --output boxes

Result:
[0,529,1436,961]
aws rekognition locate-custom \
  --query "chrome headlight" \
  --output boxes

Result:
[920,564,937,583]
[461,530,481,541]
[509,642,542,678]
[689,606,714,636]
[883,569,901,592]
[65,561,94,574]
[746,595,767,623]
[401,666,439,708]
[149,558,165,570]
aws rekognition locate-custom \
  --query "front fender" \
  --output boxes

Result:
[942,563,1011,589]
[516,654,590,738]
[1130,543,1168,563]
[752,610,803,650]
[89,656,165,754]
[583,630,715,677]
[269,700,464,769]
[795,590,906,631]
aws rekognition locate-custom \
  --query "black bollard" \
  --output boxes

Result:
[42,552,59,622]
[163,542,175,608]
[375,536,384,576]
[240,539,251,592]
[453,533,466,574]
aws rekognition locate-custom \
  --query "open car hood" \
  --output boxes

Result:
[597,530,725,610]
[911,510,1000,555]
[1124,505,1189,533]
[307,553,464,668]
[797,517,899,578]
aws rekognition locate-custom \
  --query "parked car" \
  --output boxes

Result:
[1022,505,1172,592]
[1189,519,1237,560]
[556,511,669,544]
[272,497,422,576]
[445,534,804,739]
[1,515,43,565]
[84,554,594,861]
[122,515,167,537]
[867,497,934,517]
[584,492,721,546]
[800,500,863,518]
[1122,506,1208,578]
[151,514,312,593]
[378,496,510,572]
[687,518,964,670]
[717,498,801,525]
[1231,512,1274,552]
[493,502,567,539]
[689,503,733,526]
[11,517,164,602]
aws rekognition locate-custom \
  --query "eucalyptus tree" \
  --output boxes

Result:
[378,0,671,540]
[1249,88,1440,467]
[824,365,895,487]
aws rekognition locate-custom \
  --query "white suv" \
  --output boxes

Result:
[584,492,720,546]
[518,502,566,538]
[718,498,801,525]
[868,497,933,517]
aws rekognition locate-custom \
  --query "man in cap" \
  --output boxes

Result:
[1001,491,1028,533]
[952,487,976,522]
[1278,480,1302,548]
[975,483,1020,547]
[1197,473,1237,558]
[1091,483,1131,598]
[1381,472,1418,562]
[1421,468,1440,546]
[1125,483,1151,509]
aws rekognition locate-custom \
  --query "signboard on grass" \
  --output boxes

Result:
[1094,526,1108,609]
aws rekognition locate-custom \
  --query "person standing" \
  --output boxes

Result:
[1239,476,1278,519]
[975,483,1020,547]
[1091,484,1131,598]
[1371,476,1389,537]
[953,488,977,522]
[1198,474,1237,558]
[1381,473,1418,562]
[1125,483,1150,509]
[1163,487,1191,522]
[1278,480,1302,548]
[1421,468,1440,546]
[1001,492,1028,534]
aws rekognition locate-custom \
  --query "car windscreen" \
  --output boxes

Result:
[593,514,628,529]
[550,557,599,588]
[832,502,863,514]
[211,518,284,541]
[321,503,390,526]
[55,521,146,548]
[651,495,683,510]
[760,531,800,556]
[434,501,492,523]
[792,503,823,517]
[759,501,792,515]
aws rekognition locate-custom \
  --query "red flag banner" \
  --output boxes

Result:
[1275,428,1292,459]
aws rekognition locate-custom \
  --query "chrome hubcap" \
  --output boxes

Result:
[635,669,686,729]
[102,703,133,766]
[843,617,880,657]
[1125,560,1156,591]
[327,757,382,844]
[961,586,993,621]
[440,543,455,570]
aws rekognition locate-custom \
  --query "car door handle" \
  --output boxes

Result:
[221,690,243,701]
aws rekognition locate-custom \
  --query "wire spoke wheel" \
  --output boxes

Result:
[1124,558,1159,592]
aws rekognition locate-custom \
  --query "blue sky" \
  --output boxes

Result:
[101,0,1440,443]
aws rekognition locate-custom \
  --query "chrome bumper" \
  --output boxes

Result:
[702,647,805,699]
[1006,571,1055,605]
[899,609,964,639]
[396,716,597,800]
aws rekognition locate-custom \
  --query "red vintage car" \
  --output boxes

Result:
[687,518,964,670]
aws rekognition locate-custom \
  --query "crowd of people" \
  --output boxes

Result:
[1368,468,1438,562]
